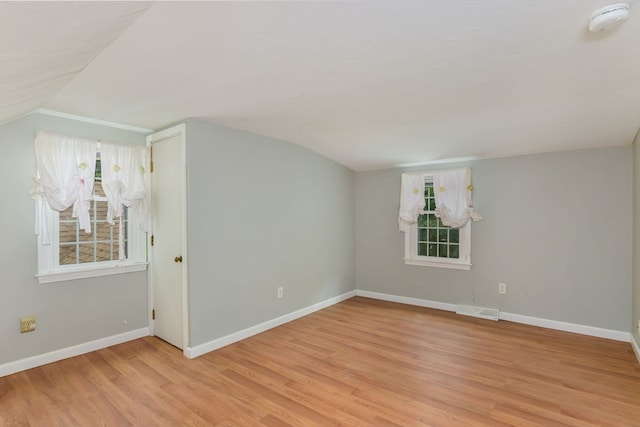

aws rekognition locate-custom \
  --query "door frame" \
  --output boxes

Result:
[146,123,189,354]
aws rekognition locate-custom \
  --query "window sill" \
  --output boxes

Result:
[404,258,471,270]
[36,262,148,284]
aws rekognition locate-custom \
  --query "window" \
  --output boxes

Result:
[58,160,128,266]
[404,176,472,270]
[34,142,148,284]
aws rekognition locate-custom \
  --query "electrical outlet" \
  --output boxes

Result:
[498,283,507,295]
[20,315,37,333]
[277,287,283,298]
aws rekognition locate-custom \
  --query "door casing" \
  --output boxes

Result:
[147,123,189,354]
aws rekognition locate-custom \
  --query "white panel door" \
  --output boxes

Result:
[150,132,184,349]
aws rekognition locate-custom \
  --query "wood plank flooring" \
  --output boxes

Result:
[2,297,640,426]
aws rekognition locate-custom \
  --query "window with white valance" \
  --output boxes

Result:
[398,167,481,269]
[30,131,148,283]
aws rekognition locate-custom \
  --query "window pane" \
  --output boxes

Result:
[95,158,102,180]
[427,198,436,211]
[438,244,448,258]
[59,221,77,243]
[78,244,96,263]
[418,243,429,256]
[79,229,94,242]
[418,228,429,242]
[428,229,437,242]
[450,228,459,244]
[418,214,428,227]
[59,244,77,265]
[95,200,108,221]
[438,228,448,242]
[51,157,132,271]
[428,243,438,257]
[94,180,106,197]
[96,222,112,241]
[59,206,74,221]
[96,242,114,262]
[449,245,459,259]
[428,214,437,227]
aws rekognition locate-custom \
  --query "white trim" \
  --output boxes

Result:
[31,109,152,133]
[0,327,149,378]
[36,202,148,283]
[498,312,629,342]
[147,124,189,354]
[356,290,458,312]
[37,261,147,284]
[404,259,471,270]
[355,290,630,342]
[403,175,472,269]
[631,334,640,366]
[184,291,357,359]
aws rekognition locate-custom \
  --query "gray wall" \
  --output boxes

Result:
[633,133,640,344]
[185,119,355,347]
[0,113,148,366]
[356,147,632,332]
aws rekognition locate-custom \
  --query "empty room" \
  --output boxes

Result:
[1,1,640,425]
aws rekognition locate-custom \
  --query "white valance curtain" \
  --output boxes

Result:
[100,142,147,226]
[31,132,148,256]
[398,173,426,232]
[100,142,148,260]
[433,168,482,228]
[31,131,97,244]
[398,167,481,231]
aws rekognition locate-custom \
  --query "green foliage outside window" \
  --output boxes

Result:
[417,184,460,259]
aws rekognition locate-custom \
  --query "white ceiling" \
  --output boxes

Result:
[2,1,640,171]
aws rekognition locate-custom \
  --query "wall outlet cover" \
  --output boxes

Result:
[20,315,37,333]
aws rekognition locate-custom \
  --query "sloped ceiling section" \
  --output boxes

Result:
[3,1,640,170]
[0,1,150,126]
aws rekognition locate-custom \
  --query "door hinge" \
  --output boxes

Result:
[152,308,155,320]
[151,235,154,246]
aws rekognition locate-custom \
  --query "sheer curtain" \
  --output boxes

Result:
[398,167,481,232]
[398,173,426,232]
[433,167,481,228]
[30,131,97,244]
[100,142,148,260]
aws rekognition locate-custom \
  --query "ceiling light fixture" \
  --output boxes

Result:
[588,3,630,32]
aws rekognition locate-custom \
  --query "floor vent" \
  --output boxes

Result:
[456,304,499,321]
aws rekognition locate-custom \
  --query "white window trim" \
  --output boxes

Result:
[403,175,472,270]
[36,193,148,284]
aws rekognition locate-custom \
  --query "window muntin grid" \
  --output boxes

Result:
[416,183,460,260]
[58,159,128,265]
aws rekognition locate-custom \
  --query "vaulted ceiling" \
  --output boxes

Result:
[2,1,639,170]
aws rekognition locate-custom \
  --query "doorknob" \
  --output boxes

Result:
[174,256,183,263]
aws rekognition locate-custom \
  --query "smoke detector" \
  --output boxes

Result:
[588,3,630,32]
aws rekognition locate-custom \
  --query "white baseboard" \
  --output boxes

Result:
[0,327,149,378]
[356,290,457,312]
[631,334,640,365]
[356,290,630,342]
[498,312,629,342]
[185,290,357,359]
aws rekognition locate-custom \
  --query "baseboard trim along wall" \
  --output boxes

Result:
[185,290,357,359]
[3,291,635,377]
[356,290,631,343]
[0,327,149,378]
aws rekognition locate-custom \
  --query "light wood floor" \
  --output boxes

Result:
[2,297,640,426]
